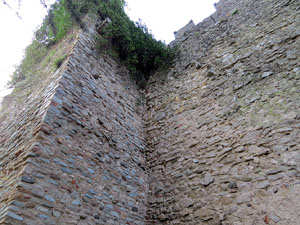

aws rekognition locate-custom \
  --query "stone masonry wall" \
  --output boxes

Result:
[1,0,300,224]
[0,30,78,224]
[145,0,300,224]
[0,18,147,225]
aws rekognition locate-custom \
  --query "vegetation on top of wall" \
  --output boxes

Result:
[8,0,74,88]
[93,1,176,86]
[7,0,175,89]
[53,54,68,68]
[9,0,175,87]
[65,0,176,85]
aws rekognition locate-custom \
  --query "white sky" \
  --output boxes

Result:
[0,0,217,100]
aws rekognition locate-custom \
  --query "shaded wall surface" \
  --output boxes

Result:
[0,18,147,225]
[0,0,300,224]
[0,29,78,225]
[145,0,300,224]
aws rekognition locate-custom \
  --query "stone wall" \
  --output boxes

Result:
[0,0,300,224]
[145,0,300,224]
[0,29,78,225]
[0,18,147,225]
[174,20,195,40]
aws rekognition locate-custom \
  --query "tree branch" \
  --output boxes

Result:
[1,0,22,19]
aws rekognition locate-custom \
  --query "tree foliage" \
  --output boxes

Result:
[8,0,73,87]
[8,0,176,88]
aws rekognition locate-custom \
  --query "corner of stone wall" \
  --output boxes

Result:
[1,16,148,225]
[145,0,300,224]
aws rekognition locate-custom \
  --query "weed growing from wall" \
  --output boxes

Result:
[8,0,73,88]
[8,0,176,88]
[53,54,68,68]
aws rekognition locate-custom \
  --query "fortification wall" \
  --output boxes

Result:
[0,18,147,225]
[0,29,78,224]
[145,0,300,224]
[0,0,299,224]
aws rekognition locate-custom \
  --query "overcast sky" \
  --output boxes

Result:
[0,0,218,100]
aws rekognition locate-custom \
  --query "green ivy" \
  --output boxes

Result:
[94,1,176,86]
[8,0,74,87]
[8,0,176,88]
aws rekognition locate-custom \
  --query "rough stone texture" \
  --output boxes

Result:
[0,18,147,225]
[174,20,195,40]
[0,0,300,224]
[146,0,300,224]
[0,29,77,225]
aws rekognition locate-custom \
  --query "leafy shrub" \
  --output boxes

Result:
[8,40,48,87]
[8,0,176,88]
[52,2,73,41]
[94,1,176,86]
[8,0,74,87]
[56,0,176,85]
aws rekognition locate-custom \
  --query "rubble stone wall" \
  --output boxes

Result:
[1,0,300,224]
[0,29,78,225]
[0,18,147,225]
[145,0,300,224]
